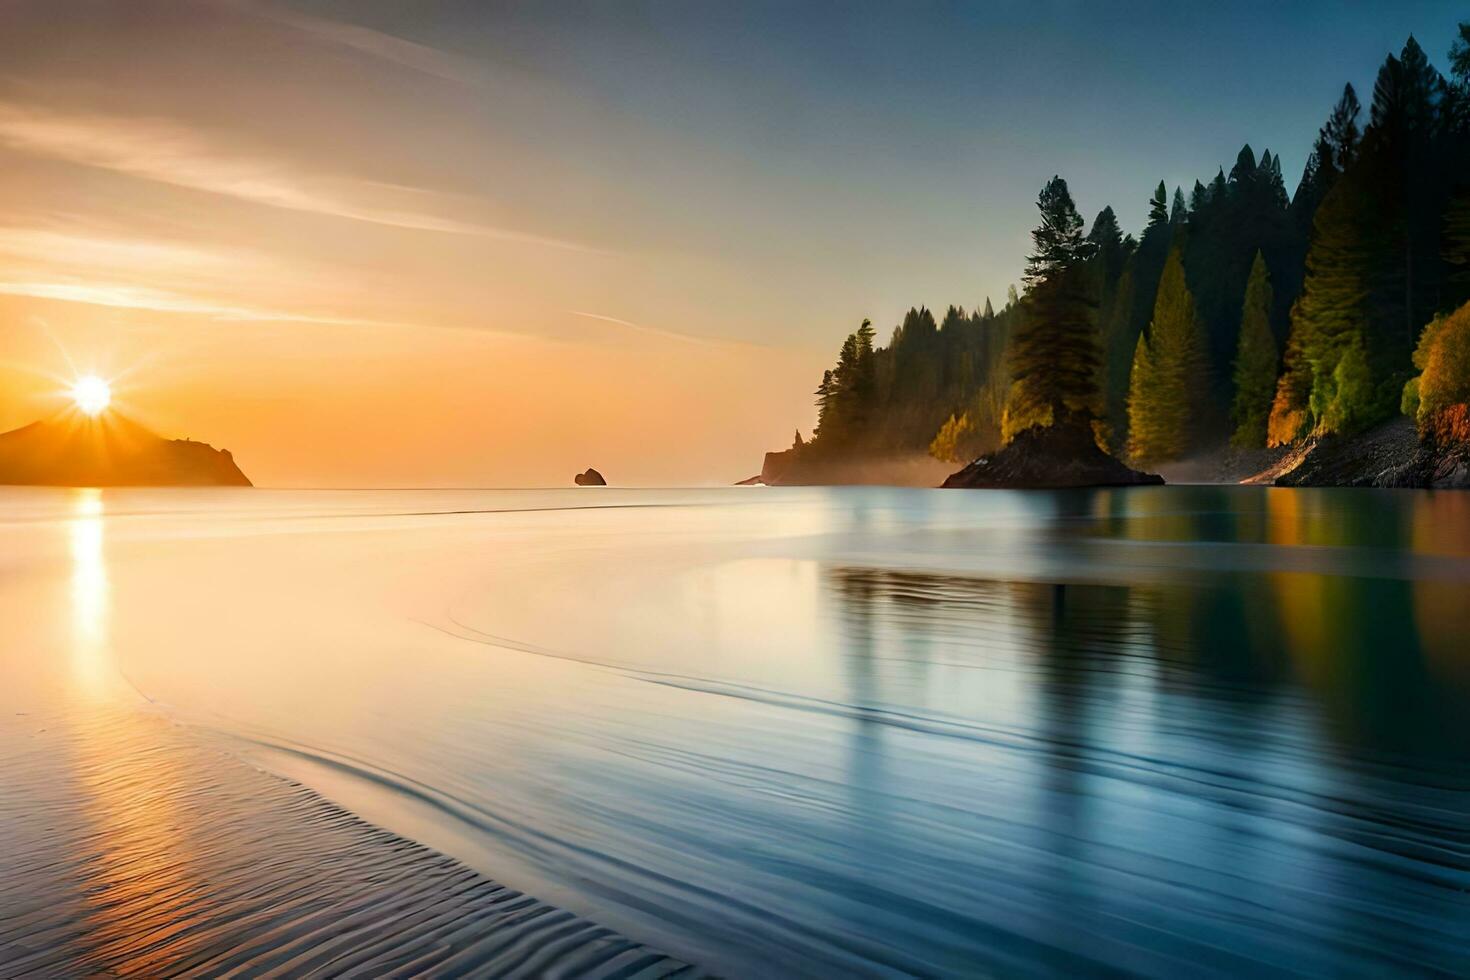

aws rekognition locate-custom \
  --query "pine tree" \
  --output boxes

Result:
[854,317,877,420]
[1006,176,1101,432]
[813,369,835,439]
[1127,246,1208,461]
[1231,252,1279,447]
[1170,187,1187,225]
[1099,263,1139,451]
[1147,181,1169,228]
[1275,175,1376,437]
[1126,332,1160,460]
[1325,84,1362,170]
[1448,22,1470,132]
[1190,179,1208,214]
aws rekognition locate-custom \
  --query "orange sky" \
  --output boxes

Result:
[0,2,830,486]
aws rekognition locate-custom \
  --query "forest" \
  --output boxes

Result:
[791,27,1470,472]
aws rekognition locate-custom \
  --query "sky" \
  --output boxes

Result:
[0,0,1465,486]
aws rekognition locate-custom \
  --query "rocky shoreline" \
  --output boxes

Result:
[1265,418,1470,489]
[744,417,1468,490]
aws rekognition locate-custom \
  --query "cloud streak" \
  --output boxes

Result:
[0,278,412,328]
[225,0,488,89]
[0,101,596,252]
[565,310,761,348]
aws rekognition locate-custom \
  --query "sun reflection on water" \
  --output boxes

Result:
[68,487,110,699]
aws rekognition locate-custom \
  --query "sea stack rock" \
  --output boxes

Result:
[574,467,607,486]
[942,421,1162,489]
[0,414,251,487]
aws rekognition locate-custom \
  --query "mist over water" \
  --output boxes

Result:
[2,485,1468,977]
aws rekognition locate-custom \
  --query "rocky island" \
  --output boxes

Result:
[941,421,1163,489]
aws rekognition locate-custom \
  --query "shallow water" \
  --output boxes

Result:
[2,485,1468,977]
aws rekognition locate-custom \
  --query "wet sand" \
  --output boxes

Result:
[0,704,696,978]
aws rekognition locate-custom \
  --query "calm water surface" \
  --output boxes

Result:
[2,485,1468,977]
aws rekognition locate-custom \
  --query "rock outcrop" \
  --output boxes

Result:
[1267,417,1470,489]
[942,422,1163,489]
[574,467,607,486]
[0,414,251,487]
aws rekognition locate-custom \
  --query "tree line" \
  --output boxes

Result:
[796,26,1470,467]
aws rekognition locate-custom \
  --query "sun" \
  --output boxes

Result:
[70,375,112,416]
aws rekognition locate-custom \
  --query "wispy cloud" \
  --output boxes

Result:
[0,226,241,277]
[566,310,745,347]
[0,101,596,252]
[225,0,487,89]
[0,224,406,326]
[0,278,408,328]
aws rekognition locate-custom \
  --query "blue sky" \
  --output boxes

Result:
[299,0,1469,317]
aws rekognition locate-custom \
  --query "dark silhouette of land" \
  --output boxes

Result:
[0,414,251,487]
[574,467,607,486]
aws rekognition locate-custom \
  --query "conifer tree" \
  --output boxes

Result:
[1189,180,1208,214]
[1127,247,1207,461]
[1231,252,1279,447]
[1147,182,1169,228]
[1325,84,1362,170]
[1170,187,1187,225]
[1006,176,1100,431]
[1271,177,1374,437]
[813,369,834,439]
[1126,332,1160,460]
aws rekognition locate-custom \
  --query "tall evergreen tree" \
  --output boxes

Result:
[1270,173,1376,439]
[1007,176,1100,431]
[1099,263,1138,450]
[1125,333,1160,460]
[1231,252,1279,447]
[1170,186,1188,225]
[1127,247,1208,461]
[813,369,835,439]
[1447,22,1470,132]
[1325,85,1362,171]
[1292,85,1361,247]
[1147,182,1169,227]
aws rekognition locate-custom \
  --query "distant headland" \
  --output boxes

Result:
[0,414,251,487]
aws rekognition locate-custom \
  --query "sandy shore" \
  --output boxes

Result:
[0,702,698,979]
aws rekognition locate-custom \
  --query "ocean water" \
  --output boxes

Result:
[2,485,1468,977]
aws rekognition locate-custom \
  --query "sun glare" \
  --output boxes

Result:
[71,376,112,416]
